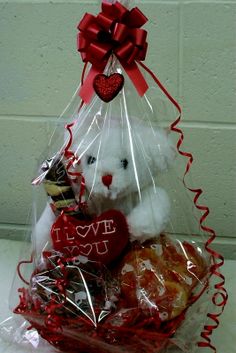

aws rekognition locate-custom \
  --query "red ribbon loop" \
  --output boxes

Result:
[89,42,112,62]
[126,7,148,28]
[78,13,95,32]
[113,22,128,43]
[115,40,134,60]
[86,22,102,41]
[97,12,114,31]
[102,1,128,21]
[77,1,149,103]
[131,28,147,47]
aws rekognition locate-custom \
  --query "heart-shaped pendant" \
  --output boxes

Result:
[93,73,124,102]
[51,210,129,265]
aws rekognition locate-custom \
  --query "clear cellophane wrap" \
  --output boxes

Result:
[1,1,227,353]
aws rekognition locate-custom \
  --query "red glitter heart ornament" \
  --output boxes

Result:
[93,73,124,102]
[51,210,129,265]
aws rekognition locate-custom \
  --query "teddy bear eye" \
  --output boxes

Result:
[87,156,96,165]
[121,159,128,169]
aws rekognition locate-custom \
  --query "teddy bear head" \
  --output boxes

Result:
[72,119,175,201]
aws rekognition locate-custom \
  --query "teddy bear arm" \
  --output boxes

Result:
[127,187,171,243]
[33,203,55,257]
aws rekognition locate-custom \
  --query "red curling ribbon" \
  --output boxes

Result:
[138,60,228,352]
[63,101,87,207]
[77,1,149,103]
[17,255,33,286]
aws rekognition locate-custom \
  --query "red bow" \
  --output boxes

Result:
[77,1,149,103]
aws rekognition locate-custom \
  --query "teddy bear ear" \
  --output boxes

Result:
[136,126,176,172]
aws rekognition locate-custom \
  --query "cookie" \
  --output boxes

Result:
[117,235,208,321]
[43,159,78,213]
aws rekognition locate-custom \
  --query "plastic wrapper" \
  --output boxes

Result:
[1,1,227,352]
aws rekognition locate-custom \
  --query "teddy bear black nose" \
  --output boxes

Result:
[102,174,113,188]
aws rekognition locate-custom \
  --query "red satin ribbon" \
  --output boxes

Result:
[77,1,149,103]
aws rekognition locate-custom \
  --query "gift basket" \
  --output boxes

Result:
[1,1,228,352]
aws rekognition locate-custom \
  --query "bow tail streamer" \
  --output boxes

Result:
[79,65,103,103]
[121,61,149,97]
[138,60,228,353]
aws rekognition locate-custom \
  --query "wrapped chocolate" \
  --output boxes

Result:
[1,1,227,353]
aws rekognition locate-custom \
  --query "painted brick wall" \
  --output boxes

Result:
[0,0,236,256]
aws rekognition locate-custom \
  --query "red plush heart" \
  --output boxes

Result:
[51,210,129,265]
[93,73,124,102]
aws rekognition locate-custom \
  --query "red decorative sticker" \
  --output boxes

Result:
[51,210,129,265]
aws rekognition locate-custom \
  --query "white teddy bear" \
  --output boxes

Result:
[34,118,175,256]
